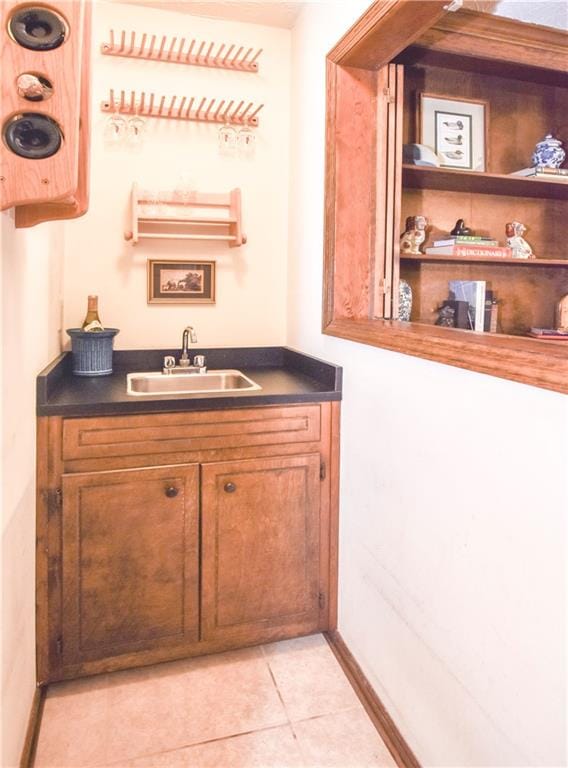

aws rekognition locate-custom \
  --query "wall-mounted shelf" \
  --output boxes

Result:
[401,254,568,267]
[101,29,262,72]
[125,184,246,246]
[402,164,568,201]
[101,89,263,126]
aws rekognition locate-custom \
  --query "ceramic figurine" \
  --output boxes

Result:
[398,280,412,321]
[556,294,568,331]
[400,215,427,256]
[532,133,565,169]
[506,221,535,260]
[435,304,455,327]
[450,218,472,236]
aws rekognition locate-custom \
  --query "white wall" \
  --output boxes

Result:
[63,1,291,349]
[288,2,568,766]
[1,212,63,767]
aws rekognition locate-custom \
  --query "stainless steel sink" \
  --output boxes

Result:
[127,369,262,396]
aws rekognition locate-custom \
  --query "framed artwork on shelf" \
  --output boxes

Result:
[419,94,487,172]
[148,259,216,304]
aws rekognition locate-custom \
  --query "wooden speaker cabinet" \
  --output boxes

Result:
[0,1,91,224]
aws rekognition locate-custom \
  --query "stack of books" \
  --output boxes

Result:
[426,235,512,259]
[511,167,568,183]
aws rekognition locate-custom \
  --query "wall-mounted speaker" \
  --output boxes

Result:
[1,1,91,223]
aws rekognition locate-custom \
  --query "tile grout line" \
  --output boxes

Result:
[260,643,309,765]
[260,638,366,767]
[260,644,294,727]
[96,721,293,768]
[96,645,290,768]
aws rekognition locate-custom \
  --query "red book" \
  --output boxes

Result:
[426,245,513,258]
[529,328,568,340]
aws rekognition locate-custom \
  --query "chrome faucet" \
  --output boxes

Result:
[161,326,207,375]
[179,326,198,367]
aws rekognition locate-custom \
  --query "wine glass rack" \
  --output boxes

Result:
[101,29,263,72]
[125,184,247,246]
[101,89,264,126]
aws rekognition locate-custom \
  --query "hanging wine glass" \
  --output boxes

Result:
[104,111,127,145]
[238,123,256,157]
[218,122,237,155]
[127,104,146,148]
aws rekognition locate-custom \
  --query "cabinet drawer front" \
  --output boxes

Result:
[62,405,321,460]
[61,465,199,664]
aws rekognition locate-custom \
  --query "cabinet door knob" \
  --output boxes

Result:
[165,486,179,498]
[224,481,236,493]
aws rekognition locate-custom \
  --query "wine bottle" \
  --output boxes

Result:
[81,296,105,332]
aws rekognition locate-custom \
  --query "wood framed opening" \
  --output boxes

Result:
[323,0,568,394]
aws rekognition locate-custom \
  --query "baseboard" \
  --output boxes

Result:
[19,686,46,768]
[325,631,420,768]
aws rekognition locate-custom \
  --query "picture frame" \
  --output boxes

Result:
[147,260,216,304]
[419,93,487,172]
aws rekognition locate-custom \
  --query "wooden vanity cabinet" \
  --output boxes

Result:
[37,403,339,683]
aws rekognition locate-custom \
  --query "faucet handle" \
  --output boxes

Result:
[163,355,176,374]
[193,354,206,372]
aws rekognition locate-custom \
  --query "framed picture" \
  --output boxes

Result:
[419,94,487,172]
[148,260,216,304]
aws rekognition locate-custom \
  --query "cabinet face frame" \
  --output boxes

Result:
[323,0,568,395]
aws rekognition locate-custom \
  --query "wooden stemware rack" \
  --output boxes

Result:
[101,30,262,72]
[101,89,263,126]
[125,184,246,246]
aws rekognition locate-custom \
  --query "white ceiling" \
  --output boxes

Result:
[109,1,306,29]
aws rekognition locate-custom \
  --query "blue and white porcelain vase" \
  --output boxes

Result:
[398,280,412,322]
[531,133,565,169]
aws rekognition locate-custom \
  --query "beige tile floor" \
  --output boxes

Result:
[34,634,397,768]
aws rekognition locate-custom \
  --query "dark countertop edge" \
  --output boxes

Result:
[37,390,341,418]
[37,347,342,417]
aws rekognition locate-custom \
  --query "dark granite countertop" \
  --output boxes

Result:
[37,347,342,417]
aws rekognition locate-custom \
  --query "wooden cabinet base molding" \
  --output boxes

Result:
[325,631,421,768]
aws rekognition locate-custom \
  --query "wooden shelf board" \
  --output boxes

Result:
[401,254,568,267]
[137,233,237,241]
[324,318,568,396]
[138,217,236,225]
[402,165,568,201]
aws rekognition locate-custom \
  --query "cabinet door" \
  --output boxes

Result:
[61,465,199,666]
[201,454,322,644]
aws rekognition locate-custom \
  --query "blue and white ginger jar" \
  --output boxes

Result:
[532,133,565,169]
[398,280,412,322]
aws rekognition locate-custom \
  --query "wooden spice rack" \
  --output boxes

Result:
[125,184,246,246]
[101,29,262,72]
[101,89,263,126]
